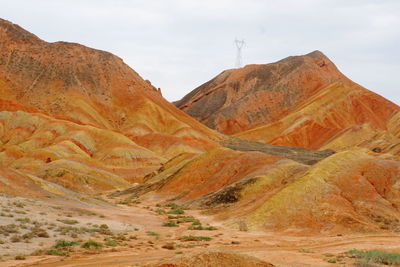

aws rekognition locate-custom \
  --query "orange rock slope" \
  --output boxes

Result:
[118,146,400,233]
[236,82,400,152]
[119,51,400,233]
[0,18,220,195]
[175,50,349,135]
[0,18,221,157]
[176,50,400,153]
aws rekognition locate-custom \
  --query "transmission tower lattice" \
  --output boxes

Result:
[234,38,245,68]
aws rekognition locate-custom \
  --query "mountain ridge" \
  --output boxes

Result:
[175,50,351,135]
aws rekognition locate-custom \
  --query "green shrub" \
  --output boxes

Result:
[13,202,25,208]
[105,240,118,246]
[47,249,69,256]
[146,231,160,239]
[168,215,184,220]
[165,203,180,209]
[177,216,196,223]
[180,235,212,241]
[162,221,179,227]
[188,225,217,230]
[82,240,103,249]
[167,208,184,215]
[54,240,78,248]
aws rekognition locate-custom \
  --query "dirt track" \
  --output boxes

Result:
[2,198,399,267]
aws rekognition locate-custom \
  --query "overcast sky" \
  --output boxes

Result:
[1,0,399,104]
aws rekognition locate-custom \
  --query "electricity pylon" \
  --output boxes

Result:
[234,38,245,68]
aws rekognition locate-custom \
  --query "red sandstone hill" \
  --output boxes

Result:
[175,51,400,153]
[118,52,400,233]
[0,18,222,193]
[0,18,221,157]
[175,50,349,134]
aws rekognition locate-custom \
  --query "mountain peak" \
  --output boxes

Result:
[0,18,41,44]
[306,50,327,59]
[175,51,348,134]
[0,18,219,148]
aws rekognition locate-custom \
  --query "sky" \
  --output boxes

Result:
[1,0,399,104]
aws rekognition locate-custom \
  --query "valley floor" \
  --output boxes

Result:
[1,194,399,267]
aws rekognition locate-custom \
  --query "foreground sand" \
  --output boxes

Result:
[1,194,399,267]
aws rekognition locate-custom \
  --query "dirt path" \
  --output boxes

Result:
[3,199,400,267]
[14,234,400,267]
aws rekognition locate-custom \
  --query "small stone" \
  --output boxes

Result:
[162,243,175,250]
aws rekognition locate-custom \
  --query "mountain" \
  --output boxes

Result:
[0,18,223,194]
[1,18,400,235]
[175,51,348,134]
[176,51,400,154]
[116,51,400,233]
[0,18,221,158]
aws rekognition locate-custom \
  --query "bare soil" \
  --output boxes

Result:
[1,194,399,267]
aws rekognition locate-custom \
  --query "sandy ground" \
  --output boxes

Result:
[1,195,399,267]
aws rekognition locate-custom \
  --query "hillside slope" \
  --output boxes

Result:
[236,82,400,151]
[175,51,348,134]
[0,18,224,195]
[176,51,399,154]
[0,18,221,158]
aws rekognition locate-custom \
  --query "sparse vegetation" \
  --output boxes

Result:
[179,217,197,223]
[191,220,201,225]
[162,221,179,227]
[105,240,118,246]
[165,203,182,209]
[58,219,79,225]
[146,231,160,239]
[54,240,78,248]
[298,248,314,253]
[82,240,103,249]
[99,224,112,235]
[165,203,186,215]
[155,208,166,215]
[14,255,26,260]
[348,249,400,265]
[188,225,217,230]
[180,235,212,242]
[10,235,22,243]
[47,249,69,256]
[0,224,19,236]
[16,217,30,224]
[0,194,137,260]
[13,202,25,208]
[167,207,184,215]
